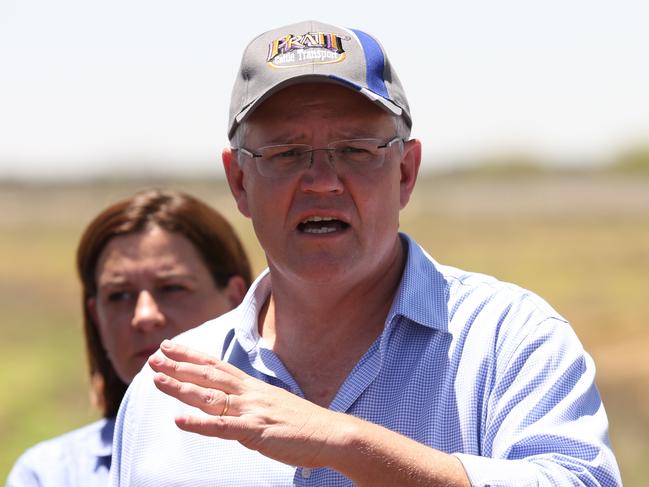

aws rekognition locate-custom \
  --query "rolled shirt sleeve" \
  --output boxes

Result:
[455,318,620,486]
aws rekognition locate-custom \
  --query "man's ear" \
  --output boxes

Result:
[222,148,251,218]
[399,138,421,209]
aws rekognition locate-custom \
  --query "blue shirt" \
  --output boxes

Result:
[111,234,621,486]
[7,418,114,487]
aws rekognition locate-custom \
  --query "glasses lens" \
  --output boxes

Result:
[258,145,310,177]
[247,138,399,177]
[332,139,387,168]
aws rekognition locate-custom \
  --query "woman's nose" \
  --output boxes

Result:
[131,290,165,331]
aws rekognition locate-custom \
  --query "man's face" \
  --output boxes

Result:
[224,83,420,286]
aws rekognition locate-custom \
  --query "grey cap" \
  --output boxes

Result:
[228,20,411,140]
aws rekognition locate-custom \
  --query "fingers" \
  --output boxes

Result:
[174,414,244,441]
[158,340,220,365]
[149,353,242,393]
[158,340,249,379]
[153,372,236,417]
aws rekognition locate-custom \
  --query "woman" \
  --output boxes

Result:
[7,189,252,486]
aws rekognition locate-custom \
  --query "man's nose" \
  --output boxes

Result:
[300,149,343,193]
[131,290,165,331]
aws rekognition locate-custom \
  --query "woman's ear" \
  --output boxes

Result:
[223,275,248,309]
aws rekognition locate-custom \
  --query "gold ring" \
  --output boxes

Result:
[221,394,230,416]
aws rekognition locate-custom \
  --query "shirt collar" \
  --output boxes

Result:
[233,269,272,352]
[232,232,450,349]
[88,417,115,459]
[387,233,450,332]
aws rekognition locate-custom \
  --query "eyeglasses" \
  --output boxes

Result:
[234,136,403,178]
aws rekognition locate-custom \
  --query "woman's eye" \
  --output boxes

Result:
[107,291,132,302]
[160,284,187,293]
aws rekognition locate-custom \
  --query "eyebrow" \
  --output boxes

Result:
[155,271,198,282]
[97,275,128,287]
[251,131,307,146]
[98,271,199,288]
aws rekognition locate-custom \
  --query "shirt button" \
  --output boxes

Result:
[301,468,312,479]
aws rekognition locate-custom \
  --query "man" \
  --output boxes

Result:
[111,20,620,486]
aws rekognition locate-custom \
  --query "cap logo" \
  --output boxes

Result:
[266,32,347,68]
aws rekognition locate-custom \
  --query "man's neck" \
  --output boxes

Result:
[258,237,407,406]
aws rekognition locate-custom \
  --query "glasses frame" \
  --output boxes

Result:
[234,136,404,178]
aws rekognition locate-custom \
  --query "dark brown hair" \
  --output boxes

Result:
[76,189,252,417]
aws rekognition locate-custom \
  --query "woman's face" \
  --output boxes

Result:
[88,226,246,383]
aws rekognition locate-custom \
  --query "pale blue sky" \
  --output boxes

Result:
[1,0,648,179]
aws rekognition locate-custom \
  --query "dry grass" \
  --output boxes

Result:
[1,172,647,484]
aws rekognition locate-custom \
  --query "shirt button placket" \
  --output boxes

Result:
[301,467,312,479]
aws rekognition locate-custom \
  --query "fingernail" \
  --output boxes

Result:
[161,339,172,350]
[149,355,162,366]
[156,373,168,384]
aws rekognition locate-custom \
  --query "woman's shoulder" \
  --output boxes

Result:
[7,418,114,486]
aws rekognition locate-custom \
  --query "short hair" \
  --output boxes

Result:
[76,189,252,417]
[393,115,412,140]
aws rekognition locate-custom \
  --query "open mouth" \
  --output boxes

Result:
[297,216,349,234]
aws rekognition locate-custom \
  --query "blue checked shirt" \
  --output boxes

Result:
[110,234,620,486]
[7,418,114,487]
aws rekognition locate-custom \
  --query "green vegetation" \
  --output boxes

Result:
[610,145,649,173]
[1,173,648,484]
[443,154,549,178]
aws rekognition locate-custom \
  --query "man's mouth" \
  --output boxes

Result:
[297,216,349,234]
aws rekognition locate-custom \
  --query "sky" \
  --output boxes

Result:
[1,0,648,179]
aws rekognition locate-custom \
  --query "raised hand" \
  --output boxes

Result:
[148,339,348,468]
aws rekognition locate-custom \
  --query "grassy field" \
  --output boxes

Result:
[1,171,648,484]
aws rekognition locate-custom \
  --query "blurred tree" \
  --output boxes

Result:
[612,145,649,173]
[462,152,547,178]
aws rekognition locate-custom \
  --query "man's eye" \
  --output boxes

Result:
[274,149,302,158]
[340,145,370,154]
[337,145,377,162]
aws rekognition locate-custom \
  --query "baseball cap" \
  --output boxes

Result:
[228,20,411,140]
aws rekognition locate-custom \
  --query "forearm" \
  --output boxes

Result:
[321,411,618,487]
[322,412,471,487]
